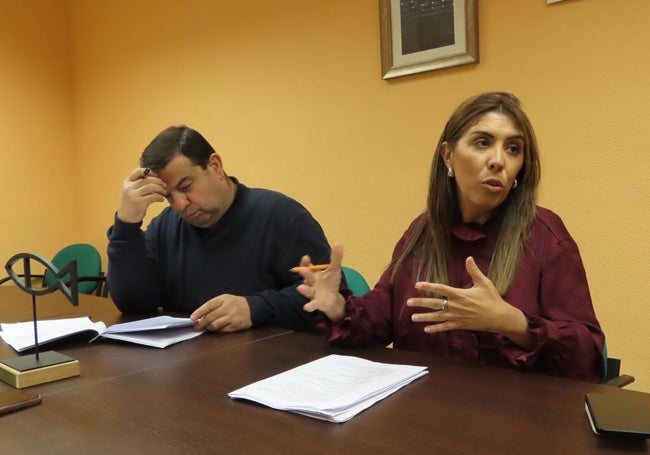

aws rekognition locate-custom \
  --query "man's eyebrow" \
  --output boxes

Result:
[173,176,192,191]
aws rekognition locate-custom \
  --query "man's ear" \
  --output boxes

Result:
[208,153,225,177]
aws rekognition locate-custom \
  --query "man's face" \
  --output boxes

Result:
[156,153,233,228]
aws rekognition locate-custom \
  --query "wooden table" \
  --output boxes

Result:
[0,286,289,399]
[0,287,647,454]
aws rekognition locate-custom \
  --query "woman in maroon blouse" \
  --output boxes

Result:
[297,92,605,383]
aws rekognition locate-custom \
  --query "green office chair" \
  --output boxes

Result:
[1,243,107,297]
[342,266,370,296]
[602,343,634,387]
[44,243,106,296]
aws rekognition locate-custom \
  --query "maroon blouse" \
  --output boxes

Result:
[324,207,605,383]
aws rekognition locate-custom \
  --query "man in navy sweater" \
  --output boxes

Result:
[107,125,333,333]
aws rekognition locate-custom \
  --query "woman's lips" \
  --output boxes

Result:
[481,179,504,192]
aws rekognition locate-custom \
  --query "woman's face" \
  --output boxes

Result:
[442,111,525,224]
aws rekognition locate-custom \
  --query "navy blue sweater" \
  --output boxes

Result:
[107,179,332,332]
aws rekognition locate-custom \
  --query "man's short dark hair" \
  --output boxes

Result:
[140,125,216,170]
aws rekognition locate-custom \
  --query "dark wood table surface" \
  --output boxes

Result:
[0,286,290,394]
[0,286,647,454]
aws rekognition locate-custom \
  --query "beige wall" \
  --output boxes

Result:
[0,1,77,261]
[2,0,648,391]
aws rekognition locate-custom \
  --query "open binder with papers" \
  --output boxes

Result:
[228,354,428,423]
[0,316,203,351]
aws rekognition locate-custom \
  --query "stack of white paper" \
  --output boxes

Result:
[228,354,428,423]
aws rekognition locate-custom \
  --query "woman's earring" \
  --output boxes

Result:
[447,167,454,178]
[513,179,518,189]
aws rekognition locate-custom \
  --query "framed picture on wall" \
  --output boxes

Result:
[379,0,478,80]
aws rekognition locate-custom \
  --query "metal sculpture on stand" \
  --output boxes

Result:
[0,252,81,388]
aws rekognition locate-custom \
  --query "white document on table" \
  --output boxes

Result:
[95,316,203,348]
[228,354,428,423]
[0,316,203,351]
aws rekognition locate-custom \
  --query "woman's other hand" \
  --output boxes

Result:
[406,256,536,349]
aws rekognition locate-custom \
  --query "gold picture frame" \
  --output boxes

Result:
[379,0,479,80]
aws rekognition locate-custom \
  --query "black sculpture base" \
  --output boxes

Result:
[0,351,80,388]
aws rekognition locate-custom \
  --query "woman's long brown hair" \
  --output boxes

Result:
[391,92,541,295]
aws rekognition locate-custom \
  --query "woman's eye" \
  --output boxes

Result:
[507,144,522,155]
